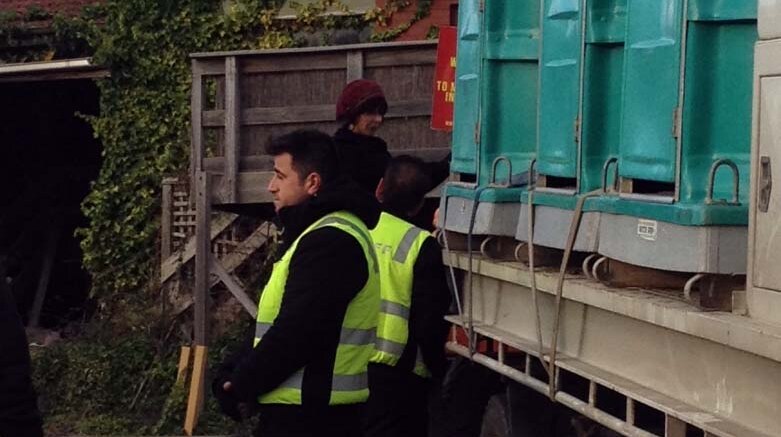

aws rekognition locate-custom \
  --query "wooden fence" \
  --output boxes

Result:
[189,40,450,205]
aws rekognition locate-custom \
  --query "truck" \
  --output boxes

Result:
[436,1,781,436]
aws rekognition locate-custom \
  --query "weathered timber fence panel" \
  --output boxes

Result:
[190,41,450,205]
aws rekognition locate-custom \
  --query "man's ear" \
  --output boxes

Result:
[304,172,322,196]
[375,178,385,202]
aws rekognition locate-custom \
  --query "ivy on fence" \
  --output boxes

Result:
[0,0,433,303]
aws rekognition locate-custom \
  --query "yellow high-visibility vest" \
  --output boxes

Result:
[254,211,380,405]
[369,212,431,378]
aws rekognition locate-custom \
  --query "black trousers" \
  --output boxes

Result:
[255,404,365,437]
[364,363,431,437]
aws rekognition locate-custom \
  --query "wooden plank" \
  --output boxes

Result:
[210,257,258,318]
[224,56,241,203]
[183,345,207,436]
[161,181,173,261]
[160,213,238,283]
[213,222,276,278]
[0,69,109,83]
[27,225,59,328]
[190,40,438,59]
[364,48,436,68]
[203,99,431,127]
[194,58,225,75]
[346,50,364,82]
[210,171,274,204]
[598,258,690,290]
[202,148,447,173]
[203,155,272,172]
[194,172,211,346]
[176,346,192,384]
[241,53,345,74]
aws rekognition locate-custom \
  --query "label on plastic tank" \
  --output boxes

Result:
[637,219,658,241]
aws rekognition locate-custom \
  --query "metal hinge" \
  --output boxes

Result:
[474,121,481,145]
[671,106,682,139]
[574,117,581,145]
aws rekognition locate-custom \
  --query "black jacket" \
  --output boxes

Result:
[0,264,43,437]
[333,127,391,195]
[333,127,451,195]
[217,178,381,412]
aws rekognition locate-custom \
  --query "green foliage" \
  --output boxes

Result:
[31,302,250,435]
[0,0,429,300]
[32,328,173,434]
[24,5,52,21]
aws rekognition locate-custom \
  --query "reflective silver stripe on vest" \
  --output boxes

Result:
[416,347,426,368]
[255,321,272,339]
[332,372,368,391]
[277,369,368,392]
[375,337,406,356]
[380,299,410,319]
[393,226,424,263]
[317,217,379,272]
[278,369,305,389]
[339,327,376,345]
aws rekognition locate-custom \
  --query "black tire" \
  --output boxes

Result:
[480,393,510,437]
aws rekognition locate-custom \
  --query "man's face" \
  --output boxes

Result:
[352,112,384,136]
[268,153,313,211]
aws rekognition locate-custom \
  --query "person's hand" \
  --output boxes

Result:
[212,378,242,422]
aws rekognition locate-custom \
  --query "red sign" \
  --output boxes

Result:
[431,26,457,131]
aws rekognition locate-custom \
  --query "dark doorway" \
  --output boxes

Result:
[0,79,101,328]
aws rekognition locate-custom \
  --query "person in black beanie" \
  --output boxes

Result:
[0,256,44,437]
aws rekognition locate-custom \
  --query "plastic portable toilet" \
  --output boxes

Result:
[441,0,541,240]
[516,0,627,254]
[595,0,757,275]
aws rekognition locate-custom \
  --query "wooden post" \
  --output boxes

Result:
[28,224,59,328]
[161,178,175,261]
[346,50,364,82]
[184,172,211,435]
[190,62,204,203]
[665,416,687,437]
[224,56,240,203]
[176,346,192,385]
[183,345,208,436]
[194,171,211,346]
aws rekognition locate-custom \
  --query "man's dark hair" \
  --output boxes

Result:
[382,155,432,217]
[265,129,339,184]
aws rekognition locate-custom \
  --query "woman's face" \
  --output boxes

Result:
[352,112,384,136]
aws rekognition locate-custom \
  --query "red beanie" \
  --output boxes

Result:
[336,79,388,123]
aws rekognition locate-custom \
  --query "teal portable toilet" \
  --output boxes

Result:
[516,0,627,253]
[594,0,757,275]
[441,0,541,239]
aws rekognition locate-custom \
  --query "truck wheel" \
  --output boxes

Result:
[480,393,510,437]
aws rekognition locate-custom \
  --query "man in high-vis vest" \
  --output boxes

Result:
[216,129,382,437]
[364,155,451,437]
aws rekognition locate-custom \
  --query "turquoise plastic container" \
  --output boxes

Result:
[450,0,482,176]
[536,0,583,183]
[599,0,757,225]
[448,0,540,190]
[531,0,626,212]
